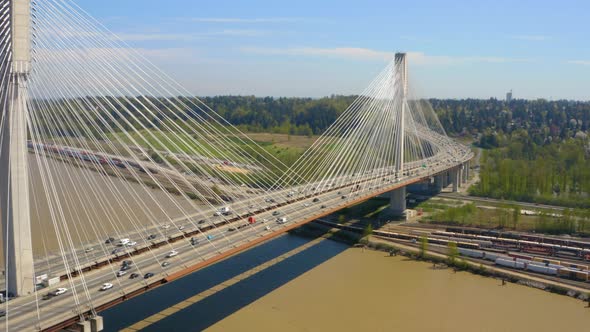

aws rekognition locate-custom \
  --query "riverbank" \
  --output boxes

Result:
[207,245,590,331]
[294,222,590,301]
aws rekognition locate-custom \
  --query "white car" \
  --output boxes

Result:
[54,288,68,296]
[178,225,185,230]
[276,217,287,224]
[161,224,171,229]
[166,250,178,258]
[100,283,113,291]
[85,247,94,253]
[116,270,127,277]
[265,226,271,231]
[126,241,137,247]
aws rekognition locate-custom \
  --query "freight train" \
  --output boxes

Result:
[435,229,590,261]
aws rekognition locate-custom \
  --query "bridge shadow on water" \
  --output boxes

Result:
[100,231,349,331]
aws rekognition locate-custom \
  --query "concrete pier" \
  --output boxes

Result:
[389,187,406,216]
[451,169,459,193]
[91,316,104,332]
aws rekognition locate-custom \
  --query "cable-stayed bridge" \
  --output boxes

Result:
[0,0,472,331]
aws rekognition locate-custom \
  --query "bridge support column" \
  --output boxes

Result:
[91,316,104,332]
[451,169,459,192]
[0,0,34,297]
[433,175,444,192]
[77,320,91,332]
[389,187,406,216]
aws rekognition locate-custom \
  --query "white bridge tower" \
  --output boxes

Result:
[0,0,34,296]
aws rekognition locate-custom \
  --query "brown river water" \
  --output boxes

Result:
[208,248,590,332]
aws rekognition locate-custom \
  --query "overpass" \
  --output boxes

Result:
[0,1,472,331]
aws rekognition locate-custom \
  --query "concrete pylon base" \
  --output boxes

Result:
[389,187,406,216]
[91,316,104,332]
[77,321,91,332]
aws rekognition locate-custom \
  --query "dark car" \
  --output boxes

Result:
[120,265,131,271]
[144,272,154,279]
[147,234,157,240]
[198,219,206,224]
[272,211,280,216]
[0,310,5,317]
[227,227,236,232]
[312,198,320,203]
[105,237,115,244]
[122,260,132,266]
[320,205,326,209]
[111,248,121,255]
[129,273,140,279]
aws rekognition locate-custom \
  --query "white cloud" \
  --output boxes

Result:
[116,29,267,41]
[241,47,394,61]
[510,35,550,41]
[568,60,590,66]
[241,47,532,65]
[189,17,300,23]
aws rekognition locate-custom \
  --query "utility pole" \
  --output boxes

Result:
[0,0,34,296]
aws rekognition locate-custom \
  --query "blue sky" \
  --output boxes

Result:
[77,0,590,100]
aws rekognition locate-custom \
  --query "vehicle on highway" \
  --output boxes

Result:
[105,237,115,244]
[276,217,287,224]
[161,224,171,229]
[100,283,113,291]
[178,225,185,230]
[53,288,68,296]
[166,250,178,258]
[312,198,320,203]
[116,270,127,277]
[0,310,5,317]
[85,247,94,253]
[147,234,157,240]
[272,211,280,216]
[248,216,256,224]
[219,206,231,214]
[303,203,310,207]
[120,264,131,271]
[129,273,140,279]
[126,241,137,247]
[190,237,198,245]
[122,260,132,266]
[116,238,130,246]
[207,235,215,240]
[144,272,154,279]
[198,219,206,225]
[265,226,271,231]
[162,261,170,267]
[228,227,236,232]
[341,195,347,199]
[320,205,326,209]
[214,211,222,216]
[111,248,122,255]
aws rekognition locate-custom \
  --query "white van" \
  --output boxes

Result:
[117,238,130,246]
[276,217,287,224]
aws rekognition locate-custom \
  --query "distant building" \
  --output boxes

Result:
[506,90,513,102]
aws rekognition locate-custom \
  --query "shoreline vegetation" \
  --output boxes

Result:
[291,222,590,305]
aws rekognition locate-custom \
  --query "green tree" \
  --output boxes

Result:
[362,223,373,238]
[447,241,459,265]
[512,205,521,229]
[419,236,428,258]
